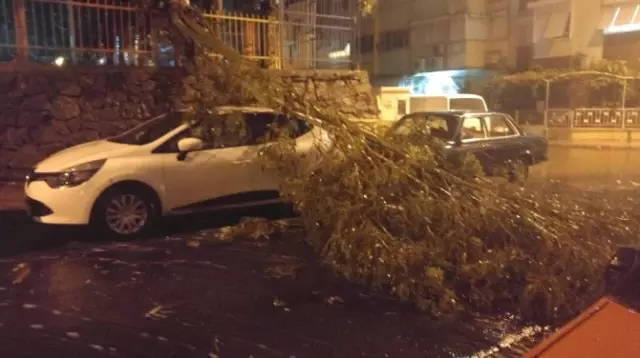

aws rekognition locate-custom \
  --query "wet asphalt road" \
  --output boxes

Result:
[1,146,640,357]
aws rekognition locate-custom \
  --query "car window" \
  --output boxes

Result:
[153,128,190,153]
[460,117,486,140]
[204,112,250,148]
[484,115,516,137]
[246,112,313,144]
[390,113,458,141]
[108,113,183,145]
[153,113,249,153]
[153,111,315,153]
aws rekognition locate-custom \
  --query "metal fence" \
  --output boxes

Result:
[0,0,355,68]
[513,108,640,129]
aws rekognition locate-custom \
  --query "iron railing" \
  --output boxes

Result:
[0,0,356,68]
[513,108,640,129]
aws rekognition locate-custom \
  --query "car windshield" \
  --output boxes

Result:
[108,113,184,145]
[389,114,459,141]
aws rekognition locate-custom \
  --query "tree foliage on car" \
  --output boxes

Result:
[168,5,639,323]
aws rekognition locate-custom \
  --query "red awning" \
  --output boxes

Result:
[525,297,640,358]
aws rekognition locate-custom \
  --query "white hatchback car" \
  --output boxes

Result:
[24,106,329,237]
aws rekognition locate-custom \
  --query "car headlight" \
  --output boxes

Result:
[42,159,106,189]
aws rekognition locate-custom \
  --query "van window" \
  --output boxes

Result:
[449,98,487,111]
[410,97,447,111]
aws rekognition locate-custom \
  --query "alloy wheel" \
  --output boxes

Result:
[104,194,149,235]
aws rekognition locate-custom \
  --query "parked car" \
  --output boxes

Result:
[387,111,548,181]
[24,107,330,238]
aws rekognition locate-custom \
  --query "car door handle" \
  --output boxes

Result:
[233,159,251,164]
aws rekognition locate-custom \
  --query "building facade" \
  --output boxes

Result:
[530,0,640,69]
[358,0,518,86]
[357,0,640,91]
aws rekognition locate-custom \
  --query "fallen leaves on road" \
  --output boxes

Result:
[11,262,30,284]
[326,296,344,305]
[264,263,299,279]
[272,298,288,308]
[144,304,173,320]
[186,240,200,248]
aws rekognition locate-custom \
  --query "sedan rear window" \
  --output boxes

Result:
[389,114,458,141]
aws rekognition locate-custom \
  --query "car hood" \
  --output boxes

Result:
[35,140,138,172]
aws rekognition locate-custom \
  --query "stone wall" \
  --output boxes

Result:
[0,67,378,180]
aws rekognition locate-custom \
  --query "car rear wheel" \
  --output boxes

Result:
[92,187,158,238]
[507,158,529,184]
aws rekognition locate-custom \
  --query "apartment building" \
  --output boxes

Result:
[357,0,521,90]
[528,0,640,69]
[356,0,640,92]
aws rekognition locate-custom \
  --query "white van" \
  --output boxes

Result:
[410,94,488,113]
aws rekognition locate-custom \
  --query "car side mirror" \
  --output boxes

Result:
[176,137,203,161]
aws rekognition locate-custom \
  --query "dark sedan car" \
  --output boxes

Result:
[387,111,548,182]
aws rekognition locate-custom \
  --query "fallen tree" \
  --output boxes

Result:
[167,4,640,324]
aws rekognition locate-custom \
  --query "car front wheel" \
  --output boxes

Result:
[92,187,158,238]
